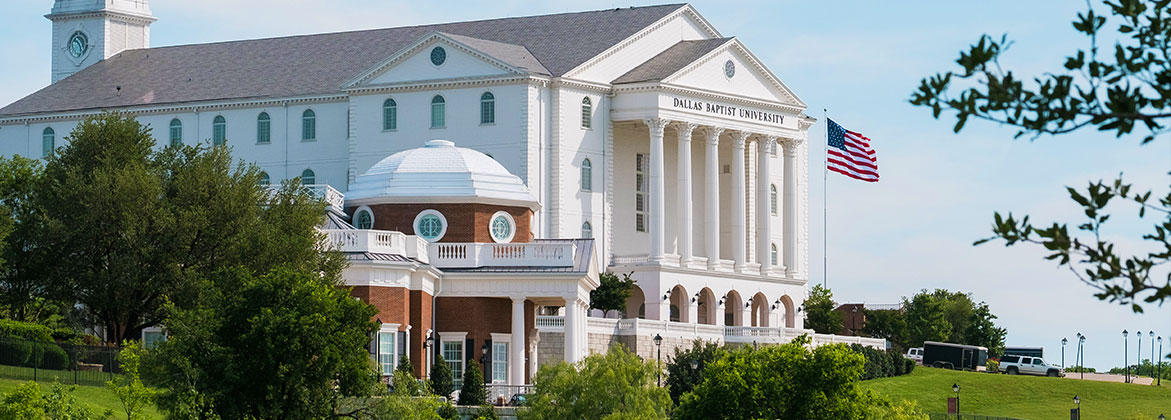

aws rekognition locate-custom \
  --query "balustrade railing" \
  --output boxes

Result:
[305,184,344,211]
[323,229,406,255]
[553,316,886,349]
[429,242,575,268]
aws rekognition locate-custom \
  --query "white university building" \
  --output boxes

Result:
[0,0,881,397]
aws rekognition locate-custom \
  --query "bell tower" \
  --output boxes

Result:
[46,0,155,83]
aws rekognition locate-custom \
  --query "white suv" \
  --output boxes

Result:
[999,355,1064,377]
[906,347,924,364]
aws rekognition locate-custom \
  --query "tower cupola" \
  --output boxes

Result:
[46,0,155,83]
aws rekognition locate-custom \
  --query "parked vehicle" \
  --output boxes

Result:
[905,347,924,364]
[999,354,1064,377]
[922,341,988,371]
[1004,346,1044,359]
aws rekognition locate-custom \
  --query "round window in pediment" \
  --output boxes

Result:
[489,211,516,243]
[413,209,448,241]
[724,60,735,78]
[430,46,447,66]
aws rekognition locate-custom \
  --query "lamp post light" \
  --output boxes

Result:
[952,383,960,414]
[1078,334,1086,380]
[1124,329,1130,383]
[425,332,435,379]
[1138,331,1144,381]
[1073,395,1080,419]
[851,305,858,334]
[653,333,663,387]
[1151,330,1156,378]
[1062,337,1068,369]
[1160,336,1164,387]
[480,342,490,384]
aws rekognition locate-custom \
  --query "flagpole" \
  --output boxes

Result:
[823,108,828,289]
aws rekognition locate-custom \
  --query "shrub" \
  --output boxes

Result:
[0,319,54,342]
[437,402,459,419]
[904,357,916,375]
[457,361,487,406]
[849,344,913,381]
[430,354,454,399]
[985,359,1000,373]
[0,339,34,367]
[39,344,69,370]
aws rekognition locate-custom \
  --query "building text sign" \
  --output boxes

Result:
[671,97,785,126]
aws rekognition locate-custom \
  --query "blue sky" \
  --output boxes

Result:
[2,1,1170,370]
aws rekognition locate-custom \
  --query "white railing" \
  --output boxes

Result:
[323,229,404,254]
[536,315,565,330]
[551,316,887,350]
[429,242,575,268]
[305,184,345,211]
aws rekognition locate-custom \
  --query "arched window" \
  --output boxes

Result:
[480,92,495,125]
[581,97,592,129]
[771,243,778,266]
[770,184,778,215]
[259,172,270,187]
[41,127,55,158]
[580,158,592,191]
[355,207,374,230]
[581,222,592,238]
[212,115,226,146]
[257,112,271,144]
[382,98,397,130]
[430,95,446,128]
[301,169,316,185]
[302,109,316,141]
[168,119,182,147]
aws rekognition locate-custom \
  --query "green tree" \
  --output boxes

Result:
[107,341,156,420]
[910,0,1171,311]
[589,272,635,317]
[35,112,342,343]
[965,302,1007,357]
[430,354,455,400]
[861,309,908,350]
[0,156,48,323]
[520,344,670,420]
[673,336,871,420]
[805,285,844,334]
[664,340,724,405]
[146,267,378,420]
[396,356,414,377]
[457,360,487,406]
[902,292,950,347]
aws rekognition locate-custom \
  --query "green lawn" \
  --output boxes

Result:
[862,367,1171,420]
[0,376,163,419]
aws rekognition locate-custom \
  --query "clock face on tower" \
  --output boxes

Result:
[68,31,89,58]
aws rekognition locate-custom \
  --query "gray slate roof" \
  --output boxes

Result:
[612,37,731,84]
[0,4,685,118]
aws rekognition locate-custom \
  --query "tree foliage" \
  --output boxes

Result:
[589,272,635,317]
[146,267,378,420]
[804,285,843,334]
[664,340,724,405]
[457,360,487,406]
[107,341,156,420]
[519,344,670,420]
[910,0,1171,311]
[0,381,113,420]
[429,354,455,400]
[899,290,1006,356]
[861,308,908,350]
[673,336,874,420]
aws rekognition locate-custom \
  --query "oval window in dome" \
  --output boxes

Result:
[488,211,515,243]
[413,210,448,241]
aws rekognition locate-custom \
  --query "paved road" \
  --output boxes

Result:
[1065,372,1154,385]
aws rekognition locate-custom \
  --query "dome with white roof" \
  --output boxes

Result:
[345,139,538,210]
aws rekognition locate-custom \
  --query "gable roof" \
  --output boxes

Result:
[0,4,685,118]
[612,38,732,84]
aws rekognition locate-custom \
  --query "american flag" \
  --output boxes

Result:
[826,119,878,182]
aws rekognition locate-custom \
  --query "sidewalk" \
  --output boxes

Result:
[1066,372,1154,385]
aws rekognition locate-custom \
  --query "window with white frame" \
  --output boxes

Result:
[491,342,508,383]
[169,119,182,147]
[42,127,55,158]
[442,341,464,388]
[301,169,316,185]
[212,115,226,146]
[257,112,271,144]
[414,209,448,242]
[581,221,592,238]
[770,184,778,215]
[771,243,778,266]
[489,211,515,243]
[480,92,495,124]
[635,153,647,232]
[354,207,374,230]
[383,98,397,130]
[142,329,166,349]
[302,109,316,141]
[581,97,592,129]
[431,95,446,128]
[581,158,592,191]
[259,172,270,187]
[378,330,396,376]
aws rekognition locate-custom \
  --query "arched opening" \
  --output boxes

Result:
[625,285,646,319]
[779,295,796,328]
[669,285,688,323]
[697,288,717,325]
[751,292,769,327]
[724,291,743,327]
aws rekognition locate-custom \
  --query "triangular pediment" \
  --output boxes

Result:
[660,39,804,108]
[342,32,547,89]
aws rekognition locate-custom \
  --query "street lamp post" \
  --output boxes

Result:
[952,383,960,414]
[1160,336,1164,386]
[1078,334,1086,380]
[1151,330,1156,378]
[425,332,435,379]
[1073,395,1080,419]
[653,333,663,387]
[851,305,858,334]
[1124,329,1130,383]
[1138,331,1144,381]
[1062,337,1068,369]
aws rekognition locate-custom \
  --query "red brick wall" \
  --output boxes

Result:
[351,203,533,243]
[434,297,536,382]
[409,289,433,377]
[349,286,409,331]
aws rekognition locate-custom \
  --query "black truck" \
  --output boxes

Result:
[922,341,988,371]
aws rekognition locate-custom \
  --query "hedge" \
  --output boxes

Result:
[0,320,70,370]
[849,344,914,381]
[0,320,53,342]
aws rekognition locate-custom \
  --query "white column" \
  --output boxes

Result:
[731,131,750,272]
[644,118,669,262]
[701,127,724,269]
[510,297,526,385]
[780,138,804,276]
[675,122,697,266]
[757,136,776,275]
[564,297,580,363]
[686,295,698,325]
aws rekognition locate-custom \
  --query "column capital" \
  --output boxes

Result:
[674,121,699,138]
[731,130,751,148]
[699,126,725,145]
[758,135,778,153]
[510,295,527,303]
[643,117,670,135]
[779,137,804,156]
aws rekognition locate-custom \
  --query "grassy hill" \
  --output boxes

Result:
[862,367,1171,420]
[0,377,163,419]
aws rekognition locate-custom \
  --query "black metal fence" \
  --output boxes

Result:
[928,414,1027,420]
[0,336,121,386]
